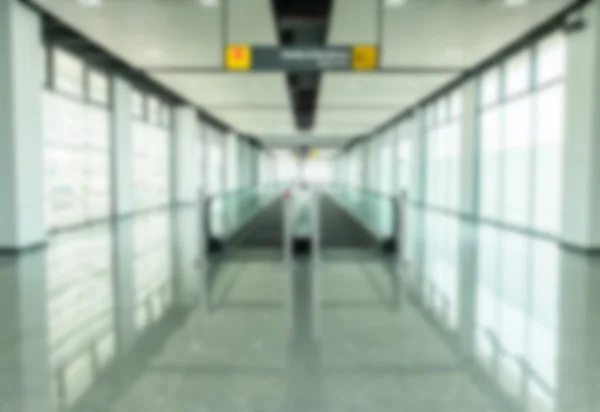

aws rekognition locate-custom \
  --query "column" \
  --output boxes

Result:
[410,109,427,204]
[0,0,45,250]
[0,252,53,412]
[562,0,600,250]
[459,80,478,217]
[172,106,200,205]
[111,78,133,217]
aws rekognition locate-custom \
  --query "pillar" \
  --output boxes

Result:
[410,109,427,204]
[172,106,200,205]
[111,78,133,217]
[0,0,45,250]
[459,80,478,217]
[562,0,600,250]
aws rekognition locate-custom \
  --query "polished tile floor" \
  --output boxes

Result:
[1,206,599,412]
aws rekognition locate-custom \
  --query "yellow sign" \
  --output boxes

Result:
[226,45,252,71]
[352,46,378,71]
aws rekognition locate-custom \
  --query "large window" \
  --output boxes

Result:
[132,212,173,332]
[396,118,414,197]
[225,133,239,192]
[380,129,395,195]
[477,33,566,235]
[425,90,462,211]
[206,127,225,195]
[46,225,115,408]
[131,91,171,212]
[475,224,559,408]
[43,47,112,231]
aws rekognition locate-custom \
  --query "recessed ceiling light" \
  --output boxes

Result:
[200,0,220,8]
[77,0,103,7]
[505,0,529,8]
[386,0,408,7]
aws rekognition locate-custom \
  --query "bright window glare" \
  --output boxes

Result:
[505,0,529,8]
[386,0,408,7]
[77,0,103,7]
[200,0,220,8]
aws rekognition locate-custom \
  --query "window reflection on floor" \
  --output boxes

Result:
[46,225,116,409]
[132,213,174,333]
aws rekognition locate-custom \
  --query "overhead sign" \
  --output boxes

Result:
[226,45,252,71]
[225,45,379,72]
[352,45,379,71]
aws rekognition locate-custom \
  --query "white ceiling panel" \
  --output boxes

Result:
[328,0,379,44]
[317,72,451,134]
[150,73,289,105]
[381,0,570,67]
[208,107,295,135]
[319,73,452,105]
[35,0,222,67]
[227,0,278,44]
[33,0,577,143]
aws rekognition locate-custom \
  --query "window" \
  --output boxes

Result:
[425,90,462,211]
[43,48,112,231]
[131,90,171,211]
[477,32,566,235]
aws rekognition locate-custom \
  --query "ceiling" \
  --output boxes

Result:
[32,0,572,145]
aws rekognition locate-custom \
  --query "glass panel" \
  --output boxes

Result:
[54,47,84,97]
[505,51,531,97]
[132,121,170,210]
[480,68,500,106]
[533,84,564,235]
[131,90,144,118]
[479,107,502,220]
[43,91,111,230]
[225,134,239,192]
[536,33,566,85]
[88,70,109,105]
[502,96,532,227]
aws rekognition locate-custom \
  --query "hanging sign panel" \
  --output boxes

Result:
[226,45,378,72]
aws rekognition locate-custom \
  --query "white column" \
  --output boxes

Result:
[562,0,600,249]
[410,110,427,204]
[0,1,44,250]
[111,78,133,217]
[459,80,478,216]
[172,106,200,204]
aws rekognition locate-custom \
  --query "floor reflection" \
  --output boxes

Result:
[0,208,197,412]
[1,206,600,411]
[408,207,600,412]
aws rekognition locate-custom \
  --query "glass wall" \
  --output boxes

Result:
[225,133,239,192]
[43,47,112,231]
[425,89,462,211]
[380,129,395,195]
[396,118,414,197]
[131,91,171,212]
[274,150,300,183]
[206,126,225,195]
[477,33,566,235]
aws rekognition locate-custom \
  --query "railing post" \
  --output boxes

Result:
[396,190,408,267]
[283,188,294,334]
[311,186,321,340]
[197,189,210,312]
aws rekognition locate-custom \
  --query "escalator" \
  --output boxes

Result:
[207,186,391,255]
